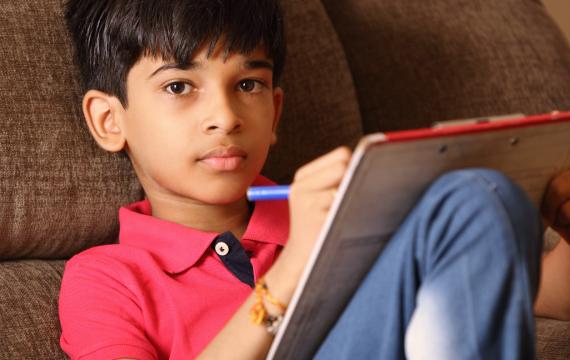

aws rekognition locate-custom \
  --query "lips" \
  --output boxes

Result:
[198,146,247,171]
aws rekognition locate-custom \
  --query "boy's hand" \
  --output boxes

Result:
[272,146,352,290]
[542,170,570,244]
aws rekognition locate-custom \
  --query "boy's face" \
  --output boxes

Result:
[113,44,283,206]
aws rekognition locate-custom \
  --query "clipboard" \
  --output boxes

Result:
[267,111,570,360]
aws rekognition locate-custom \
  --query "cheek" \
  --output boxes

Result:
[124,110,190,166]
[247,140,272,177]
[247,104,277,135]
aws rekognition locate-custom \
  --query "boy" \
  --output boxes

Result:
[59,0,570,359]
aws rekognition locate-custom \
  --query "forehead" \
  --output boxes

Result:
[146,38,271,65]
[193,44,273,66]
[128,46,274,83]
[147,44,272,72]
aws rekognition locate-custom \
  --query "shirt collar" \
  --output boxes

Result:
[118,175,289,274]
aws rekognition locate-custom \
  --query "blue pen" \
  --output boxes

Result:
[247,185,290,201]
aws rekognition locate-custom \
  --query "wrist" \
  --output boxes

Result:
[264,249,302,305]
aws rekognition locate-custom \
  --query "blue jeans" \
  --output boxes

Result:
[315,169,542,359]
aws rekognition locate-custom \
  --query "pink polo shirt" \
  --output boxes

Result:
[59,176,289,359]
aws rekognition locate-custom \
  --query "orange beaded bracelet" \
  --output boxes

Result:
[249,278,287,335]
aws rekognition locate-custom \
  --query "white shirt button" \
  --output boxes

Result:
[215,242,230,256]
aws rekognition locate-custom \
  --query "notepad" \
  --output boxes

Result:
[267,111,570,360]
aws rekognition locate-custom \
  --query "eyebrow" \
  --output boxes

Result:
[148,59,274,79]
[148,62,200,79]
[244,60,274,71]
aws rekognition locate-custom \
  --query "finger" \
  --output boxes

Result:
[294,147,351,182]
[290,185,338,210]
[541,170,570,225]
[553,199,570,229]
[293,161,348,192]
[306,188,339,212]
[550,202,570,243]
[294,146,352,181]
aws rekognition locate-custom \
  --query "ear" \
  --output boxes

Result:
[271,87,284,145]
[82,89,126,152]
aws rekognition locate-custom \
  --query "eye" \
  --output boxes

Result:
[238,79,264,93]
[165,81,192,95]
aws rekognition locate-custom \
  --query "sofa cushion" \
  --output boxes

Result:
[0,0,143,259]
[322,0,570,133]
[536,317,570,359]
[0,260,66,360]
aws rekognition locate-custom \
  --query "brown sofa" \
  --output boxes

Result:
[1,0,569,358]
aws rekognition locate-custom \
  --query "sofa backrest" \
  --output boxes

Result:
[0,0,362,260]
[263,0,364,182]
[322,0,570,133]
[0,0,143,260]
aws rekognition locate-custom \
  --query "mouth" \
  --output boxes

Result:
[197,146,248,171]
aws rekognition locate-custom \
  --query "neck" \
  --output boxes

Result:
[147,193,252,239]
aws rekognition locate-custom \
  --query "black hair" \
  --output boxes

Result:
[65,0,286,106]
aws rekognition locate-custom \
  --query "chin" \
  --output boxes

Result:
[209,196,247,206]
[183,171,257,205]
[199,188,247,205]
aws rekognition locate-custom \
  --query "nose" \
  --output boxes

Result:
[201,90,243,135]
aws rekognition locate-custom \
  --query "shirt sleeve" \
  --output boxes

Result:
[58,254,158,360]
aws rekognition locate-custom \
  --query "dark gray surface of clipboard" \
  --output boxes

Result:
[268,119,570,360]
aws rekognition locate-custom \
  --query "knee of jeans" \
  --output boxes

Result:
[431,168,510,193]
[430,169,526,208]
[427,168,542,250]
[429,168,542,291]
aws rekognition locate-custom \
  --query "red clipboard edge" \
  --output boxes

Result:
[379,111,570,144]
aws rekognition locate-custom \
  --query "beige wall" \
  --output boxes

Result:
[543,0,570,42]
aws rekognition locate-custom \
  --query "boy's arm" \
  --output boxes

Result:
[536,170,570,320]
[197,147,352,359]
